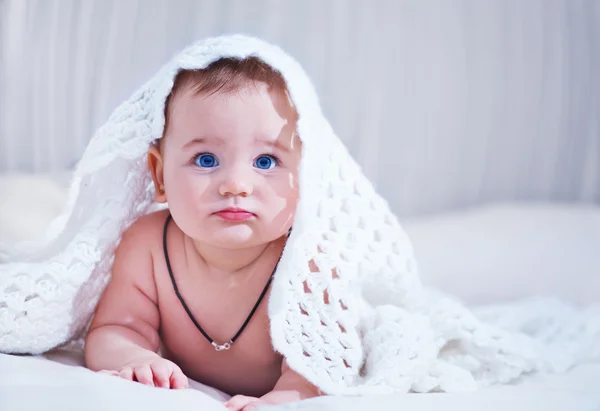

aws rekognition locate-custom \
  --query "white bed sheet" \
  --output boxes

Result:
[0,348,230,411]
[1,349,598,411]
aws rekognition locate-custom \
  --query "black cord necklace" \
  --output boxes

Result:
[162,214,283,351]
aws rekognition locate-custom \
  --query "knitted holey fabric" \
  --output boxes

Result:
[0,35,599,395]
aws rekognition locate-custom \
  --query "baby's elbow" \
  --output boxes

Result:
[83,327,102,370]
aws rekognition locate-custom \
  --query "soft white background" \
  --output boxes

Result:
[1,0,599,217]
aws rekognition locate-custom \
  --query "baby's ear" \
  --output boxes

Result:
[148,145,167,203]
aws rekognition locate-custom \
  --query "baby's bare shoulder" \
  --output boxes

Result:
[120,209,170,250]
[110,209,170,285]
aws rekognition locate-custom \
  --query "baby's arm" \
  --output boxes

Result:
[84,217,188,388]
[225,359,321,410]
[269,359,322,399]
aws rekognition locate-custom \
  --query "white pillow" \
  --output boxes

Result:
[0,172,70,260]
[403,203,600,306]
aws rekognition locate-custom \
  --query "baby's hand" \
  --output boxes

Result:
[225,391,305,411]
[98,357,189,389]
[224,395,263,411]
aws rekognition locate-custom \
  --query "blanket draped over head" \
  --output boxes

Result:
[1,35,598,395]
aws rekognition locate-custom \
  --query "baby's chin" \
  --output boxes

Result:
[196,223,274,249]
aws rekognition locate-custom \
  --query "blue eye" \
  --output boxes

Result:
[194,153,219,168]
[254,155,278,170]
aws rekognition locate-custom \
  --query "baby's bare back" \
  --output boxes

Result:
[86,210,284,397]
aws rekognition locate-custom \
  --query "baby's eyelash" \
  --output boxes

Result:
[190,151,213,163]
[263,154,282,165]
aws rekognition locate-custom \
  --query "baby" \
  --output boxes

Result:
[84,57,320,410]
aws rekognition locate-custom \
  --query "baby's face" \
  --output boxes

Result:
[155,83,301,248]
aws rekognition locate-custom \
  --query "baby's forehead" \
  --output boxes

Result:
[165,83,298,134]
[159,102,299,157]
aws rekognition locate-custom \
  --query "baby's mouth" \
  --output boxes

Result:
[213,207,256,222]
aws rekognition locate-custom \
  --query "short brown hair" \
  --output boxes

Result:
[162,57,291,136]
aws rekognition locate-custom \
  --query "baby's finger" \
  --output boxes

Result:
[169,367,189,389]
[149,361,171,388]
[133,364,154,386]
[118,367,134,380]
[225,395,259,411]
[242,403,265,411]
[97,369,119,377]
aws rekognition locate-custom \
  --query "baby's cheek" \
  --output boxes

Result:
[264,181,298,230]
[165,173,209,218]
[186,177,212,201]
[168,171,207,198]
[268,195,290,217]
[271,172,299,200]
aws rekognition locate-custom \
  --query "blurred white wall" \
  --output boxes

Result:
[0,0,598,216]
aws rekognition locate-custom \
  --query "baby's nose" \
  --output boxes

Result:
[218,168,253,197]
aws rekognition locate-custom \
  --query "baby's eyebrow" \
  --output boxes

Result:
[256,138,291,153]
[181,136,224,149]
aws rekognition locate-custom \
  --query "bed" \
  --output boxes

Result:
[1,348,599,411]
[1,172,599,411]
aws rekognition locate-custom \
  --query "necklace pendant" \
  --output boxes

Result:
[212,341,233,352]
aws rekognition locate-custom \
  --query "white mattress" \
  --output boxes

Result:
[1,348,599,411]
[1,172,599,410]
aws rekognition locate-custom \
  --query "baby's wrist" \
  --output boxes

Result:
[262,385,320,404]
[121,349,161,366]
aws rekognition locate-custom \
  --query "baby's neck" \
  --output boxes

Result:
[190,238,279,275]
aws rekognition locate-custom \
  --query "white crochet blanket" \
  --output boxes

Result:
[0,35,599,395]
